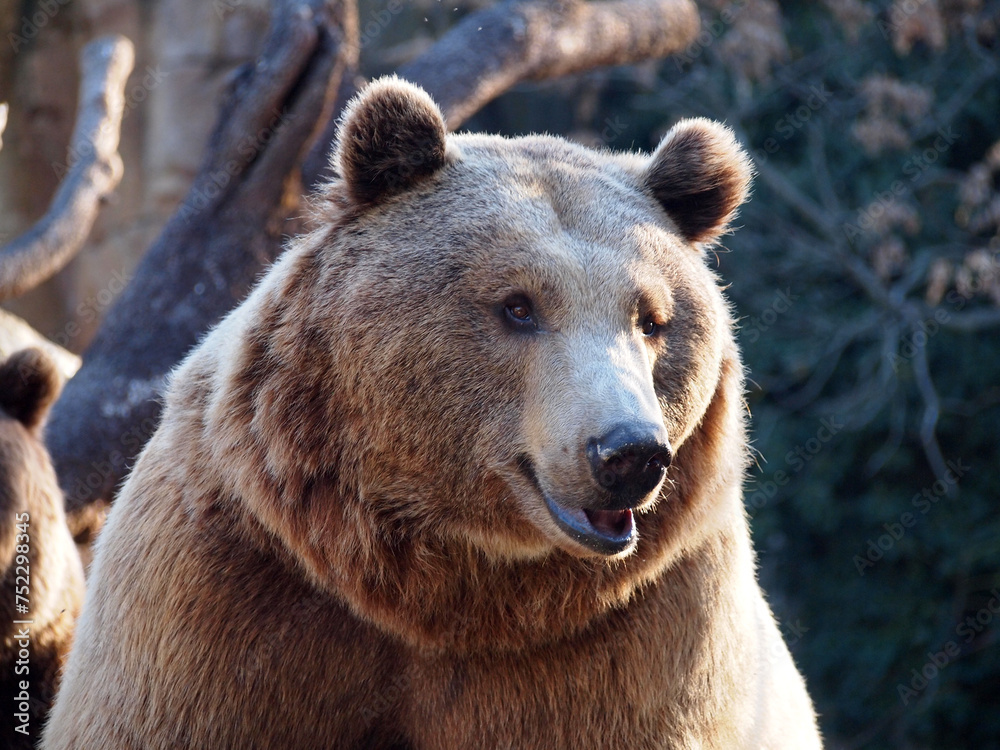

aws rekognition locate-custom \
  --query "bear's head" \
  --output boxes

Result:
[0,348,62,511]
[0,348,61,434]
[0,348,63,594]
[208,77,753,649]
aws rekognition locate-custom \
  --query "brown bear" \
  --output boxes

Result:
[0,349,84,749]
[44,77,822,748]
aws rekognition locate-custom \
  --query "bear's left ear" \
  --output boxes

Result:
[0,348,61,432]
[644,118,753,246]
[334,75,449,207]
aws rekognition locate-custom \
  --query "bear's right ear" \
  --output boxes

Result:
[0,348,61,432]
[644,118,753,246]
[334,76,449,207]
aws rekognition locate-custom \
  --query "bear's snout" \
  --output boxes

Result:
[586,424,672,510]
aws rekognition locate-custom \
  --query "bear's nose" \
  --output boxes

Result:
[587,425,672,509]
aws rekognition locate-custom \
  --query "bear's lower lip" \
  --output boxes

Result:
[543,496,636,556]
[520,460,637,556]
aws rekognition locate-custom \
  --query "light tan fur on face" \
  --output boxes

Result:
[44,78,821,749]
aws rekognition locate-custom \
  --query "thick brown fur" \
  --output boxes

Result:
[0,349,84,749]
[646,118,754,244]
[45,79,821,749]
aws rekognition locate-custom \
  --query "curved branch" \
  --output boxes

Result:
[48,1,355,517]
[399,0,700,130]
[0,35,134,300]
[304,0,699,184]
[936,306,1000,331]
[302,71,360,190]
[908,321,953,495]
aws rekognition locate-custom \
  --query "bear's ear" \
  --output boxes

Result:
[334,75,449,206]
[0,348,61,432]
[644,118,753,246]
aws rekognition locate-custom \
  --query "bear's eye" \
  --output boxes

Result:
[640,315,662,337]
[502,296,536,330]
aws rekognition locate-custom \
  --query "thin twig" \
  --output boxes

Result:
[775,312,881,410]
[808,121,842,217]
[906,312,954,494]
[752,157,834,236]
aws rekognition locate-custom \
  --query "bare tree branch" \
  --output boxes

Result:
[773,310,881,411]
[48,0,357,517]
[302,71,360,190]
[0,36,134,301]
[934,306,1000,331]
[907,313,955,496]
[399,0,700,130]
[304,0,700,185]
[753,158,898,311]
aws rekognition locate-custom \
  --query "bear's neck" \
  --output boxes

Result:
[215,462,751,658]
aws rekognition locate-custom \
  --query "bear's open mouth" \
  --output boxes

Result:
[520,460,637,556]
